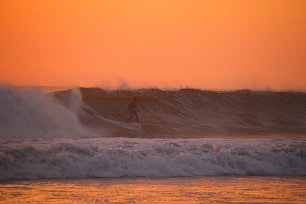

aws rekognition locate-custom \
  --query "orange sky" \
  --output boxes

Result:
[1,0,306,90]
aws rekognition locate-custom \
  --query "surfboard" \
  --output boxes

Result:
[82,105,142,130]
[95,114,142,130]
[113,121,142,130]
[106,119,142,130]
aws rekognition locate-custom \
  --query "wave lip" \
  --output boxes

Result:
[0,138,305,180]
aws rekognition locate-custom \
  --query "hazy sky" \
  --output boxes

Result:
[1,0,305,90]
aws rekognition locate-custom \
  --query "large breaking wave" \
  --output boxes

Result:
[1,86,306,138]
[0,138,305,179]
[1,86,306,180]
[55,87,306,137]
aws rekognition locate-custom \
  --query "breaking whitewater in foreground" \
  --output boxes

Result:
[1,137,306,180]
[0,86,306,180]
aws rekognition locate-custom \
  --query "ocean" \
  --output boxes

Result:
[0,86,305,203]
[1,177,305,203]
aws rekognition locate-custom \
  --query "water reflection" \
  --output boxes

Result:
[0,177,305,203]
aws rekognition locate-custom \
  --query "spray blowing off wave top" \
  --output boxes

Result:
[54,88,306,137]
[0,87,92,138]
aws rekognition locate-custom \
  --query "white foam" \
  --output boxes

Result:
[0,138,305,180]
[0,86,93,138]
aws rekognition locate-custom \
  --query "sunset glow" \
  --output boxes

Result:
[1,0,306,89]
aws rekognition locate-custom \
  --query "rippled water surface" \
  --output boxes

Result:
[1,177,305,203]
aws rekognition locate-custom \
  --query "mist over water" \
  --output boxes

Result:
[0,86,92,139]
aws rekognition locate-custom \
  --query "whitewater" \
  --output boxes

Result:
[0,86,306,180]
[1,137,305,180]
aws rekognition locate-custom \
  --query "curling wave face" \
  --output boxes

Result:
[54,88,306,137]
[0,138,305,180]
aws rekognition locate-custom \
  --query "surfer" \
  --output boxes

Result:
[127,96,139,123]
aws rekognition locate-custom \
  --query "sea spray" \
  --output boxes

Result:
[68,88,83,115]
[0,86,93,138]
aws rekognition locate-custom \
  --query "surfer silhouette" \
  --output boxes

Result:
[127,96,139,123]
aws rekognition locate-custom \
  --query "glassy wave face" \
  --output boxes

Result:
[54,87,306,137]
[0,138,305,179]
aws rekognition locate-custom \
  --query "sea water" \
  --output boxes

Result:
[1,137,306,203]
[1,86,306,203]
[1,177,305,203]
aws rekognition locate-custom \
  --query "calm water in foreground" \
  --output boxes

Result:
[0,177,305,203]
